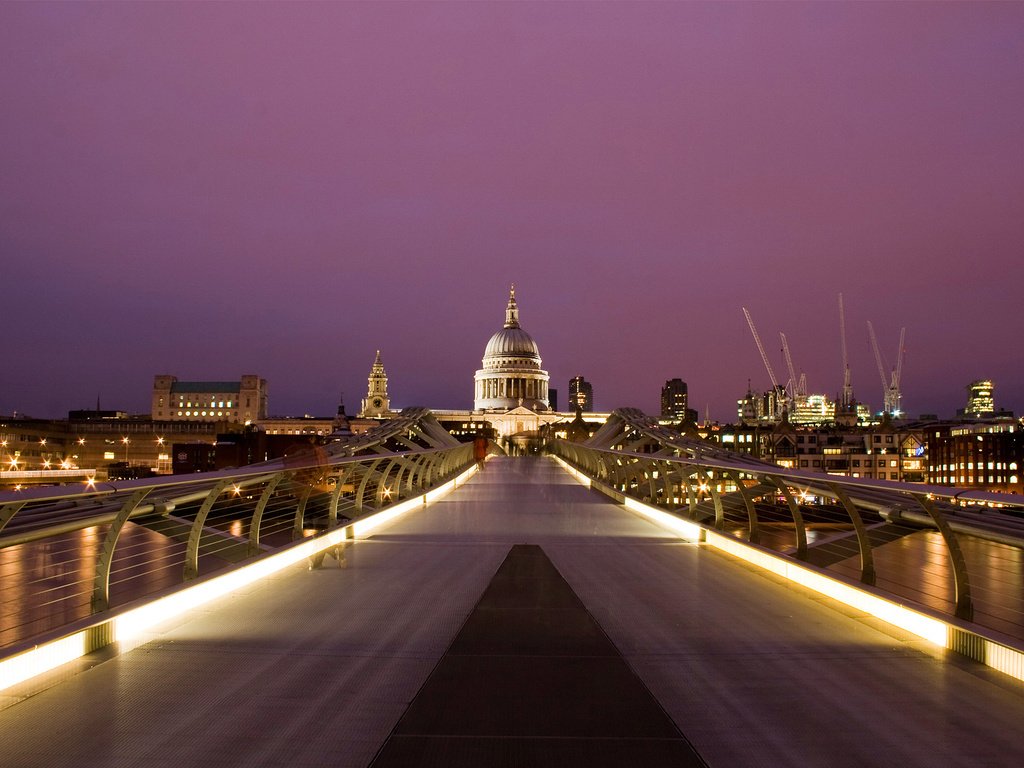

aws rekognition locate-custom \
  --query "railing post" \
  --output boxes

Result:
[830,483,876,586]
[726,470,759,544]
[354,459,383,512]
[702,471,725,530]
[292,484,314,539]
[913,494,974,621]
[0,501,28,535]
[249,474,284,556]
[328,470,344,530]
[185,479,232,581]
[92,488,152,612]
[767,476,808,560]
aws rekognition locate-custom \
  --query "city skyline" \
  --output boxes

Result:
[2,3,1022,421]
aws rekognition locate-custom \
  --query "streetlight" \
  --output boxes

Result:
[122,436,130,465]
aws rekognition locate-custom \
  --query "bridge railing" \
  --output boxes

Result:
[549,409,1024,644]
[0,411,475,654]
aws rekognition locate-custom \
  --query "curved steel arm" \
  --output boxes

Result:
[830,483,876,586]
[913,494,973,621]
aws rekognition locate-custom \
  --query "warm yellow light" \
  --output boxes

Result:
[42,460,51,469]
[39,439,47,446]
[156,437,165,445]
[232,485,241,496]
[381,487,392,499]
[86,477,96,488]
[0,632,87,692]
[77,438,86,445]
[121,437,130,445]
[2,461,479,694]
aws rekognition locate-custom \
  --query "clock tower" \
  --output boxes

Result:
[360,350,391,417]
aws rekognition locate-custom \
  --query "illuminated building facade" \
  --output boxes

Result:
[964,379,996,417]
[928,422,1022,492]
[360,350,393,418]
[474,287,550,412]
[152,375,267,423]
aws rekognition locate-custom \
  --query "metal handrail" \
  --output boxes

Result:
[1,419,475,651]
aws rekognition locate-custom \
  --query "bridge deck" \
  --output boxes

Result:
[3,457,1024,767]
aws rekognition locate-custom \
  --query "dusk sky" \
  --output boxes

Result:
[2,2,1022,422]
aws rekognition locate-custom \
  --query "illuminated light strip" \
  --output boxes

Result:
[0,463,478,694]
[622,496,702,541]
[551,456,592,488]
[704,530,948,646]
[0,632,87,692]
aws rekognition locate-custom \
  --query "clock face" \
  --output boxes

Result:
[372,397,383,408]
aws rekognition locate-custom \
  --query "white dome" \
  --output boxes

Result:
[483,326,541,362]
[474,286,550,412]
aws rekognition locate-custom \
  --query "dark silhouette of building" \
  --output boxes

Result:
[661,378,688,421]
[568,376,593,411]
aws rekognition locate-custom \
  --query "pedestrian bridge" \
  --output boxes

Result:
[3,412,1024,766]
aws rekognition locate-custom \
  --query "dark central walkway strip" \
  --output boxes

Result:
[369,544,708,767]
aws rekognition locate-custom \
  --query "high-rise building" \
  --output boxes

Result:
[660,378,688,421]
[152,375,267,423]
[568,376,593,411]
[965,380,995,416]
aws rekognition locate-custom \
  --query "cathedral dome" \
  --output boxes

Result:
[483,326,541,361]
[474,286,550,412]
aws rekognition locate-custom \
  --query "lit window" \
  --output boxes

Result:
[103,451,115,460]
[177,411,182,416]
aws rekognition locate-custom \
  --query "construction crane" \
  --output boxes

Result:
[892,326,906,417]
[779,332,806,400]
[867,321,906,417]
[838,294,853,408]
[743,307,786,420]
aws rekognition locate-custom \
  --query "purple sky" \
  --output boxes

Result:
[2,2,1023,421]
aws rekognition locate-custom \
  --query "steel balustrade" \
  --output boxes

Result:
[550,408,1024,631]
[0,409,476,651]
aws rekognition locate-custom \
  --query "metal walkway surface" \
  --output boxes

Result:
[3,457,1024,767]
